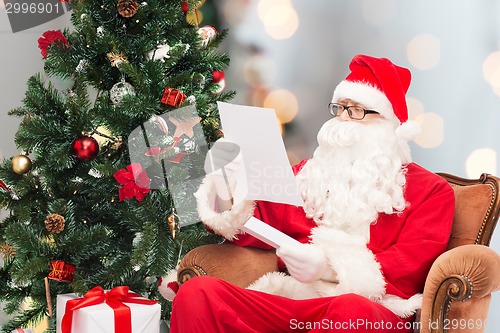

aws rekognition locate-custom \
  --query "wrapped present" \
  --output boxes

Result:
[161,88,186,106]
[48,260,76,283]
[56,286,160,333]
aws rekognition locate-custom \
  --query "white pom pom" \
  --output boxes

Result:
[395,120,421,141]
[158,268,179,301]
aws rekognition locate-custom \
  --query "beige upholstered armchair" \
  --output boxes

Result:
[177,173,500,333]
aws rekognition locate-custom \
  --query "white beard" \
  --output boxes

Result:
[296,118,408,241]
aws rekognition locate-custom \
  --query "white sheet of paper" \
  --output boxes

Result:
[242,217,301,248]
[217,102,303,206]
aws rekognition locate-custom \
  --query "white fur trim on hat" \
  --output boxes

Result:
[332,80,398,123]
[194,175,255,240]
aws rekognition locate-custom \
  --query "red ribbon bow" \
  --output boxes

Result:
[61,286,157,333]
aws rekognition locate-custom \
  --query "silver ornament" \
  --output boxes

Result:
[76,59,87,73]
[110,80,136,106]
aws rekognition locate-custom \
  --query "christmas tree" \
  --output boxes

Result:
[0,0,232,331]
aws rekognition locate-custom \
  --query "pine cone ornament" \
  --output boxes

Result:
[117,0,139,18]
[45,213,65,234]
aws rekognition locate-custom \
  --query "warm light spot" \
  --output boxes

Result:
[243,54,277,86]
[406,97,425,120]
[361,0,397,26]
[489,59,500,94]
[257,0,292,18]
[413,112,444,148]
[466,148,497,178]
[221,0,248,26]
[278,119,285,136]
[263,89,299,124]
[493,86,500,97]
[287,150,301,166]
[251,86,270,106]
[407,34,440,70]
[482,51,500,86]
[258,0,299,40]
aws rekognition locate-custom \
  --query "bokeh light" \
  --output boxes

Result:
[483,51,500,96]
[263,89,299,124]
[286,150,301,166]
[413,112,444,148]
[407,34,441,70]
[466,148,497,178]
[406,97,425,120]
[258,0,299,40]
[361,0,397,26]
[251,86,269,106]
[243,54,277,87]
[221,0,248,27]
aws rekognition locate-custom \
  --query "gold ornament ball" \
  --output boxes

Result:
[12,154,32,175]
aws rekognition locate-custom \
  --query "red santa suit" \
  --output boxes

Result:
[170,160,454,333]
[169,55,455,333]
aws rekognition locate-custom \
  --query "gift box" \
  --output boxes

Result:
[56,286,160,333]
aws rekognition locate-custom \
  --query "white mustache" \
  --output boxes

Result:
[317,118,363,148]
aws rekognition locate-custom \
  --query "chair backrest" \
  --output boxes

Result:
[437,173,500,249]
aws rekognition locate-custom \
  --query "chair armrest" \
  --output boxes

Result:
[419,244,500,333]
[177,242,279,288]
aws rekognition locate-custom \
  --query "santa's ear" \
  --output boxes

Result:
[395,120,421,141]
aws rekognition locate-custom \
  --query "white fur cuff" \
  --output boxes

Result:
[194,176,256,240]
[311,226,386,301]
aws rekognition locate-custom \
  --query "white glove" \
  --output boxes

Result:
[276,243,328,283]
[204,139,244,201]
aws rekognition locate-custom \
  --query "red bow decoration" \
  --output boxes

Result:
[0,180,9,191]
[61,286,157,333]
[145,147,167,157]
[114,163,150,201]
[37,30,69,59]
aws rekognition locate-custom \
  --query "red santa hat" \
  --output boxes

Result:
[332,54,420,140]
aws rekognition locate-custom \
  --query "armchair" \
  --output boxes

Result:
[177,172,500,333]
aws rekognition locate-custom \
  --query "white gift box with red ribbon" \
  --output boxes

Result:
[56,286,160,333]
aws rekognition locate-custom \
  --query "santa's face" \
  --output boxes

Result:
[296,115,408,238]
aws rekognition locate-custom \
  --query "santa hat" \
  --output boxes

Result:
[332,54,420,140]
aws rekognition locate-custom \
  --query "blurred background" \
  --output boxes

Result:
[0,0,499,331]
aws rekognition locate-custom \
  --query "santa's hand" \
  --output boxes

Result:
[204,139,243,201]
[276,243,328,283]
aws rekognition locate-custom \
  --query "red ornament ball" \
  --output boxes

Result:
[72,135,99,161]
[212,70,225,84]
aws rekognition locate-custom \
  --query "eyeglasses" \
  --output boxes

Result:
[328,103,380,120]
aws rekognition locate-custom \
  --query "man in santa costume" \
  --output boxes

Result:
[167,54,455,332]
